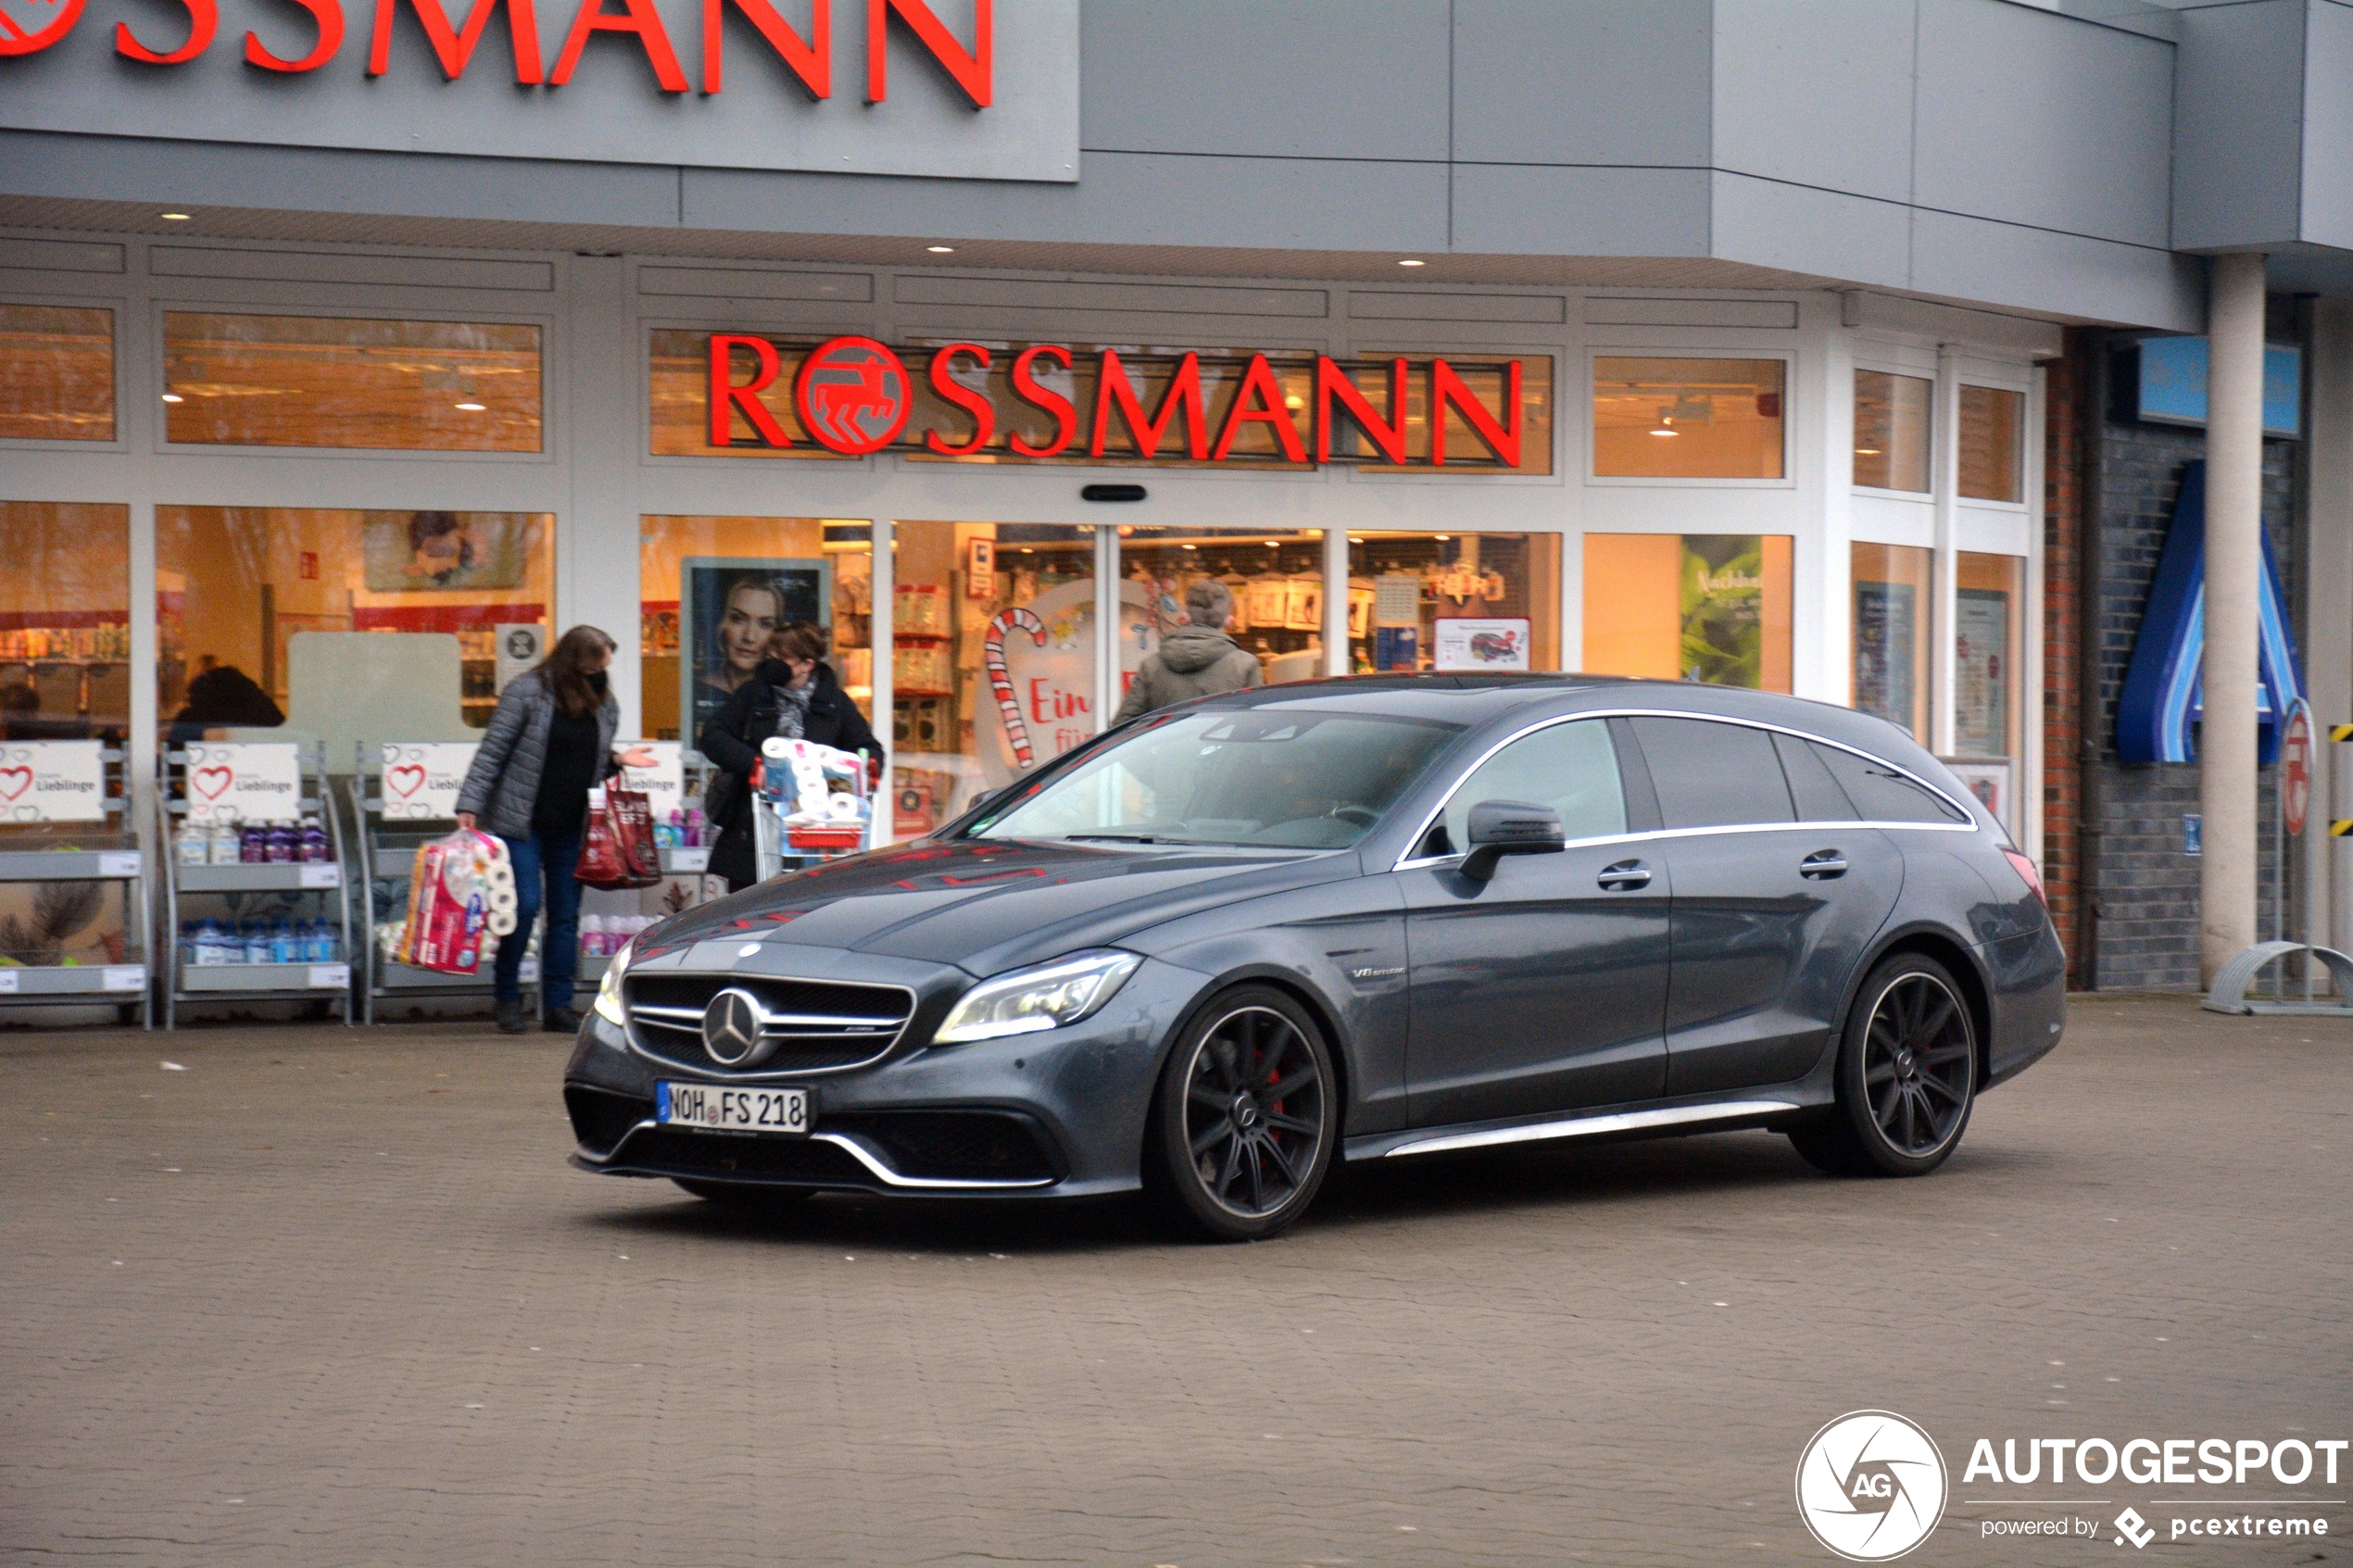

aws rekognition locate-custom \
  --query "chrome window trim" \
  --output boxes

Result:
[623,972,919,1081]
[1390,707,1978,872]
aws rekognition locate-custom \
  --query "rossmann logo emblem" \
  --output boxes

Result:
[1796,1411,1950,1562]
[795,336,912,457]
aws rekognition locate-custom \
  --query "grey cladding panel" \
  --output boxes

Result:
[1453,0,1712,167]
[638,268,874,301]
[685,152,1449,255]
[149,248,554,291]
[1910,207,2201,332]
[1348,293,1567,323]
[0,238,125,274]
[2303,1,2353,250]
[1079,0,1449,161]
[1451,165,1710,257]
[1913,0,2172,249]
[895,277,1327,317]
[2172,0,2308,250]
[1582,296,1797,328]
[1711,0,1916,204]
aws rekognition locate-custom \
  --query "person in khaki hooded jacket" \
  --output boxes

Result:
[1113,579,1265,723]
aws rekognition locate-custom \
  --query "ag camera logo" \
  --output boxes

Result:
[1796,1411,1949,1562]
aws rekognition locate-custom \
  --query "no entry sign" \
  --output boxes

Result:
[2282,700,2313,836]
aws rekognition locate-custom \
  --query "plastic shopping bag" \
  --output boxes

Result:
[576,786,661,890]
[397,828,518,975]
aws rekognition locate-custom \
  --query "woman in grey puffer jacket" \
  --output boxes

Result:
[455,626,651,1035]
[1112,579,1265,723]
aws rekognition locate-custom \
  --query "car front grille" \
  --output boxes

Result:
[615,1128,875,1186]
[827,1111,1061,1184]
[624,972,915,1075]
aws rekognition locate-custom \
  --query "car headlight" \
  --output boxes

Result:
[592,936,635,1027]
[932,949,1141,1045]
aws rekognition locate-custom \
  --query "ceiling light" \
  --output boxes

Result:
[160,212,190,221]
[1265,540,1280,547]
[1348,536,1365,545]
[1435,534,1450,542]
[1397,258,1426,268]
[1855,446,1882,456]
[1284,395,1304,409]
[455,400,486,411]
[1180,544,1197,551]
[159,393,183,403]
[926,245,954,254]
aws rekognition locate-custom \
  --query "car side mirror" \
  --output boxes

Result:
[1459,799,1567,883]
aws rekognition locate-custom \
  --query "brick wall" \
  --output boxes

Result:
[2040,334,2085,985]
[2078,331,2301,991]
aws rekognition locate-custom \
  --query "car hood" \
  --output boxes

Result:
[643,838,1361,976]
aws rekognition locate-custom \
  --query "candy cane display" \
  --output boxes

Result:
[984,607,1050,768]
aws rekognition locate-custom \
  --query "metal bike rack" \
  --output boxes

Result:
[0,746,151,1027]
[2203,940,2353,1016]
[157,743,354,1028]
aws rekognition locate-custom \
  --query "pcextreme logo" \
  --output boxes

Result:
[1796,1411,1950,1562]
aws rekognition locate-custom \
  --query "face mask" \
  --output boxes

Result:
[586,670,609,696]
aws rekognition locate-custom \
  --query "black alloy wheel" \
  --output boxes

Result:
[1148,986,1337,1241]
[1790,953,1978,1178]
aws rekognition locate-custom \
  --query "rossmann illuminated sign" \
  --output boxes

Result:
[681,333,1551,472]
[0,0,1076,181]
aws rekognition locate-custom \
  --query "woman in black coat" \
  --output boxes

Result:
[698,622,881,892]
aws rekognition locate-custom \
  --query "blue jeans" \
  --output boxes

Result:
[495,829,583,1010]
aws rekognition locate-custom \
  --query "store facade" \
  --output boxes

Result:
[10,0,2353,996]
[0,252,2056,845]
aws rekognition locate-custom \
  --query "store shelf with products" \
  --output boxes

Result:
[1344,532,1559,675]
[0,749,151,1027]
[157,745,355,1027]
[1118,529,1327,684]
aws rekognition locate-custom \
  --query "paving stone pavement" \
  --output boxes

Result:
[1,993,2347,1567]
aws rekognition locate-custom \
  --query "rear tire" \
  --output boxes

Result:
[1145,985,1337,1242]
[673,1179,812,1208]
[1789,953,1978,1178]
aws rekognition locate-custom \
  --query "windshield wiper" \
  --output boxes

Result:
[1065,833,1164,844]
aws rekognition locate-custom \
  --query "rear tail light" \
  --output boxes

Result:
[2002,848,2045,904]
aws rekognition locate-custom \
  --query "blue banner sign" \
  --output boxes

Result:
[2136,336,2302,438]
[2116,460,2305,765]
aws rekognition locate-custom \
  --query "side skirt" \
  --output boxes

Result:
[1346,1097,1809,1161]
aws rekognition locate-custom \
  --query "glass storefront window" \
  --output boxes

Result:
[1346,533,1561,673]
[1851,543,1931,740]
[1118,528,1327,685]
[888,521,1096,837]
[0,306,114,442]
[1955,551,2024,760]
[162,314,542,452]
[1853,370,1931,493]
[1592,358,1785,479]
[1581,533,1793,690]
[638,516,865,744]
[157,508,553,735]
[0,502,131,740]
[1958,384,2024,502]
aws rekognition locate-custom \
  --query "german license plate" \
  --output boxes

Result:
[656,1082,809,1135]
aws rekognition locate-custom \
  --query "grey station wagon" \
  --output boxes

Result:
[564,676,2066,1241]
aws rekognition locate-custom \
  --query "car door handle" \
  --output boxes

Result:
[1597,859,1651,891]
[1800,850,1848,880]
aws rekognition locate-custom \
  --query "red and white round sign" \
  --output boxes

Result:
[2282,699,2313,836]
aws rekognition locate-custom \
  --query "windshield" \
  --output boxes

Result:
[969,709,1464,849]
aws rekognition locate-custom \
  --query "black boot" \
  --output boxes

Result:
[544,1006,583,1034]
[495,997,528,1035]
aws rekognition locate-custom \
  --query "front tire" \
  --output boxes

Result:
[1147,986,1337,1242]
[1789,953,1978,1178]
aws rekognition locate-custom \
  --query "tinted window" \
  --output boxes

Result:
[1433,719,1625,856]
[1773,732,1857,822]
[1629,717,1794,829]
[1811,742,1970,824]
[973,709,1461,848]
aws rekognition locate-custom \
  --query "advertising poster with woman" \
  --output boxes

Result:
[679,558,828,746]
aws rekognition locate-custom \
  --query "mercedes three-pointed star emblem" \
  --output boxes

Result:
[700,986,772,1068]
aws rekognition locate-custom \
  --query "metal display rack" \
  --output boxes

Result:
[0,746,152,1028]
[158,744,354,1028]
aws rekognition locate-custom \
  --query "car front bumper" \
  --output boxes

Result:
[562,948,1208,1198]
